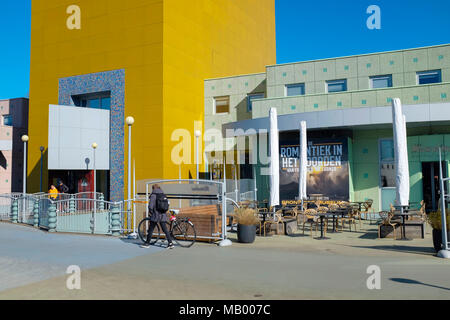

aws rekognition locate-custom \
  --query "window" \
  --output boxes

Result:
[214,96,230,114]
[370,75,392,89]
[285,83,305,97]
[2,115,12,126]
[379,139,395,188]
[380,139,394,162]
[417,70,441,85]
[247,93,264,112]
[72,91,111,110]
[326,79,347,93]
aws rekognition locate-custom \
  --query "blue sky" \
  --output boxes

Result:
[1,0,450,99]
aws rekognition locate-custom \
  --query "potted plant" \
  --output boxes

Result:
[427,210,450,252]
[233,207,260,243]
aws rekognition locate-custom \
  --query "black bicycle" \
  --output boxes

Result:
[138,209,197,248]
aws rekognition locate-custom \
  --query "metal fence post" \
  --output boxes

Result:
[33,199,39,227]
[11,199,18,223]
[48,202,57,233]
[110,203,121,236]
[99,194,105,211]
[69,195,76,213]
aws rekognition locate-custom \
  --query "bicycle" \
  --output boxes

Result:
[138,209,197,248]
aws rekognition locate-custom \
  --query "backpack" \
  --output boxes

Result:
[60,184,69,194]
[154,193,169,213]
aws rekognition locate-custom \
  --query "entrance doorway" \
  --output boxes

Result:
[48,170,110,200]
[422,162,447,212]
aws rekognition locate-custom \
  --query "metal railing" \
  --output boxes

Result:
[53,198,116,235]
[17,194,36,225]
[0,194,13,221]
[240,191,256,201]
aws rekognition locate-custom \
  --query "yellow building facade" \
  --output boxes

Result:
[28,0,276,200]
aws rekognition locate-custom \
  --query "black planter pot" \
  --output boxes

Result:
[237,224,256,243]
[432,229,450,252]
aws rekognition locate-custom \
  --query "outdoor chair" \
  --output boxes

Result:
[409,200,426,222]
[301,208,321,237]
[378,210,399,239]
[404,200,426,239]
[361,199,375,221]
[283,206,300,223]
[337,201,350,209]
[350,202,363,228]
[338,204,358,232]
[261,210,285,236]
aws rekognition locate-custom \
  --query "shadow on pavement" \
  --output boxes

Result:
[390,278,450,291]
[120,237,171,249]
[345,244,436,256]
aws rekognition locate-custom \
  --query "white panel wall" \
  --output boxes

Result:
[48,105,110,170]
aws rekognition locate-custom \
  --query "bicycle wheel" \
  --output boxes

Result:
[171,220,196,248]
[138,218,161,245]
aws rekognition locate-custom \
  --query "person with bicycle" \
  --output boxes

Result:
[141,184,174,249]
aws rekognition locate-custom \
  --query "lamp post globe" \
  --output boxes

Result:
[92,142,98,149]
[21,135,29,142]
[126,116,135,126]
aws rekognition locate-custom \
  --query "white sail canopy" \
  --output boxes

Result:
[298,121,307,201]
[269,108,280,208]
[392,98,410,206]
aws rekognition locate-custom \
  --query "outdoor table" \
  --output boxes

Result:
[258,211,271,223]
[393,208,421,240]
[327,209,349,233]
[315,212,336,240]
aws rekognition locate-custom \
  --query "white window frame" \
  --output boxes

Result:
[370,74,393,89]
[213,96,230,115]
[247,93,265,112]
[2,114,12,126]
[285,83,305,97]
[416,70,442,85]
[326,79,347,93]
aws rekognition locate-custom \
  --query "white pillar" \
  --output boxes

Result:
[195,130,201,180]
[92,142,98,233]
[21,135,29,195]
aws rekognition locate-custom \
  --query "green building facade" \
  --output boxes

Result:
[204,44,450,212]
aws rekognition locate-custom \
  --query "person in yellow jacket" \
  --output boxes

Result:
[48,185,59,200]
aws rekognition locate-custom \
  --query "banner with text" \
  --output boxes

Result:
[279,137,349,202]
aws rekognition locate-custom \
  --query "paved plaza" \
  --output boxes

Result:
[0,221,449,300]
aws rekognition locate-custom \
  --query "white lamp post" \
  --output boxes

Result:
[194,130,201,180]
[21,135,29,223]
[92,142,98,234]
[21,135,29,196]
[126,116,137,238]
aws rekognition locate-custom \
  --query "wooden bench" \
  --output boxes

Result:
[178,204,230,242]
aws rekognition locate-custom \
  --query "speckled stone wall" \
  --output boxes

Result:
[58,69,125,201]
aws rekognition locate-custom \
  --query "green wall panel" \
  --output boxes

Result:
[351,91,377,108]
[379,52,404,74]
[407,136,420,162]
[348,137,354,202]
[352,138,379,164]
[409,161,424,206]
[419,135,444,162]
